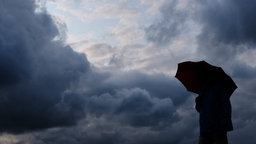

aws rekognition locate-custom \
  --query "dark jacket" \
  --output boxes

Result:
[196,83,233,134]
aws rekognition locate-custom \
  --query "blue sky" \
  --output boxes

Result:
[0,0,256,144]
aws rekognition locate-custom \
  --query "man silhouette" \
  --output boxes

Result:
[175,60,236,144]
[195,82,233,144]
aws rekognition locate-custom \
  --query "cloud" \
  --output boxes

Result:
[0,62,196,143]
[140,0,166,14]
[144,0,256,63]
[143,0,199,70]
[196,0,256,62]
[145,0,186,45]
[198,0,256,45]
[145,0,196,46]
[79,70,189,105]
[0,0,90,133]
[0,94,198,144]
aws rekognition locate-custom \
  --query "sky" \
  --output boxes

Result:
[0,0,255,143]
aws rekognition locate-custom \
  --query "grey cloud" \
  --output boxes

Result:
[145,0,256,60]
[232,62,256,79]
[9,96,198,144]
[81,88,177,128]
[114,88,176,127]
[50,70,192,144]
[145,0,188,45]
[76,70,189,122]
[197,0,256,61]
[0,0,90,133]
[198,0,256,45]
[79,70,189,105]
[228,77,256,144]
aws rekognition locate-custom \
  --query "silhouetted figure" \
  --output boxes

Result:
[195,81,233,144]
[175,60,237,144]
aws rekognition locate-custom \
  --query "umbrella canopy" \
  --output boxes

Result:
[175,61,237,96]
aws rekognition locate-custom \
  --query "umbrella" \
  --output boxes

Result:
[175,60,237,96]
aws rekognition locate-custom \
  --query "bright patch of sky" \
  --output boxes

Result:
[46,0,172,71]
[46,0,204,75]
[46,1,117,44]
[46,0,159,45]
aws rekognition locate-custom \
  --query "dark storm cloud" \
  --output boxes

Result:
[114,88,174,127]
[75,70,189,123]
[89,88,176,127]
[0,65,196,143]
[0,0,90,133]
[33,69,192,144]
[79,70,189,105]
[12,94,198,144]
[198,0,256,45]
[197,0,256,61]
